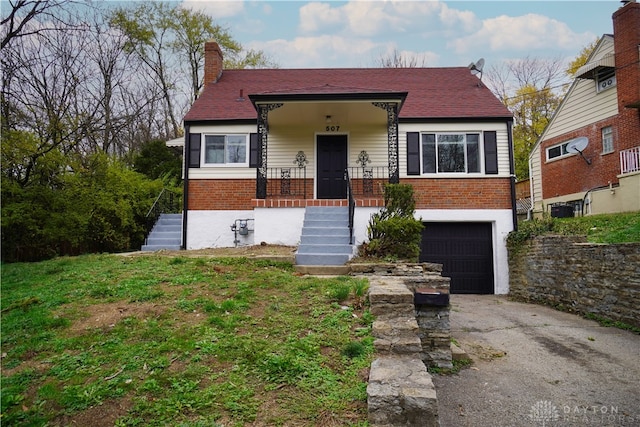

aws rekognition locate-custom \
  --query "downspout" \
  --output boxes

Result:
[507,119,518,231]
[181,125,189,250]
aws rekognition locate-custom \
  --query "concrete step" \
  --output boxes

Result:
[148,231,181,239]
[296,244,353,254]
[301,227,350,237]
[146,238,181,246]
[300,234,350,245]
[152,225,181,233]
[303,219,349,228]
[304,211,349,221]
[295,253,351,266]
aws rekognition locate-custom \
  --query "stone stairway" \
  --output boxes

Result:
[295,206,354,266]
[141,213,182,251]
[366,274,440,427]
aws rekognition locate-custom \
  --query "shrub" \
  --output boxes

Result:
[360,184,423,261]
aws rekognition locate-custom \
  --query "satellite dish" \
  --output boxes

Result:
[566,137,591,165]
[468,58,484,75]
[468,58,485,84]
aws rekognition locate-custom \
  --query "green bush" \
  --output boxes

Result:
[360,184,424,261]
[1,151,167,262]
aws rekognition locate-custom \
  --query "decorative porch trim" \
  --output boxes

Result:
[373,102,400,183]
[256,103,283,198]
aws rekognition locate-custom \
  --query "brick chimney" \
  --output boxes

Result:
[204,41,224,85]
[612,0,640,109]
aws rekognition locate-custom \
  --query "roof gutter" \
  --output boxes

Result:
[249,91,408,111]
[181,126,189,250]
[507,119,518,231]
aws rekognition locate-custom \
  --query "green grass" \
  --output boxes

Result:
[507,211,640,249]
[1,255,373,426]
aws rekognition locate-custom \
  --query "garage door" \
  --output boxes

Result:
[419,222,494,294]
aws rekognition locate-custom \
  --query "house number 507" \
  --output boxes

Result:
[325,125,340,131]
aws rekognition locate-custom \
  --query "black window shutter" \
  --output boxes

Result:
[406,132,420,175]
[484,131,498,174]
[189,133,201,168]
[249,133,259,168]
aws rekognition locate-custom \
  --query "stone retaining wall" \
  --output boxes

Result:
[509,236,640,328]
[353,263,451,427]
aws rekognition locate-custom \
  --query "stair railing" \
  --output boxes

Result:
[346,169,355,245]
[145,188,181,238]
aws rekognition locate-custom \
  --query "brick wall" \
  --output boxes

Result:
[402,178,513,209]
[189,177,513,210]
[509,235,640,328]
[188,179,255,210]
[540,118,622,198]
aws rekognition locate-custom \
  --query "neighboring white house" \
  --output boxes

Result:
[529,1,640,218]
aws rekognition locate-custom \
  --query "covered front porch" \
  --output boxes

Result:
[248,87,406,207]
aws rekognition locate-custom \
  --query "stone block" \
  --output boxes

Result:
[367,357,438,427]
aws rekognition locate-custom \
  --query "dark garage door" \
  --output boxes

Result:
[419,222,494,294]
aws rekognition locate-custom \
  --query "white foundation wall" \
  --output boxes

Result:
[186,210,255,249]
[415,209,513,295]
[187,207,513,294]
[253,208,306,246]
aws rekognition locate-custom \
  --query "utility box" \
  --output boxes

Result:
[551,204,574,218]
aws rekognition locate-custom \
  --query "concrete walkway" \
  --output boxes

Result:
[434,295,640,427]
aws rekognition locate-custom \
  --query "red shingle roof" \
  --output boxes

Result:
[184,67,511,122]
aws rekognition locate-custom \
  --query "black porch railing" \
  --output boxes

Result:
[265,167,308,198]
[262,165,388,199]
[347,166,388,196]
[145,188,181,233]
[346,169,355,245]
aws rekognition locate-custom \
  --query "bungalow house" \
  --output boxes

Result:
[529,0,640,217]
[180,41,515,294]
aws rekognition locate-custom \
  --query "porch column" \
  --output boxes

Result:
[373,102,400,183]
[256,103,283,198]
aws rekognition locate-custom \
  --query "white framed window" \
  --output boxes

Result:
[546,141,571,161]
[602,126,614,154]
[595,67,616,93]
[422,133,480,173]
[203,134,248,166]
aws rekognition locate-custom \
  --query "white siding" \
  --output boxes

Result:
[188,121,511,180]
[529,144,544,214]
[398,122,512,177]
[543,38,618,139]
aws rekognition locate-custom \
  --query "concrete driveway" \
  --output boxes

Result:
[433,295,640,427]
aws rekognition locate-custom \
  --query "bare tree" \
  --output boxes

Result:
[1,0,72,49]
[485,56,568,180]
[375,48,428,68]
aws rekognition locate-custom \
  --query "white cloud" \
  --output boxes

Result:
[449,14,595,54]
[299,2,344,33]
[180,0,245,18]
[247,35,382,68]
[298,0,452,37]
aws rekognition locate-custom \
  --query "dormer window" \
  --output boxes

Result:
[595,67,616,92]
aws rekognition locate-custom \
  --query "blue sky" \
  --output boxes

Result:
[181,0,618,69]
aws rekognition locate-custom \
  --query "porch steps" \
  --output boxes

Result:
[141,213,182,251]
[295,206,354,266]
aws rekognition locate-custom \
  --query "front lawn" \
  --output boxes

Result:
[1,254,372,426]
